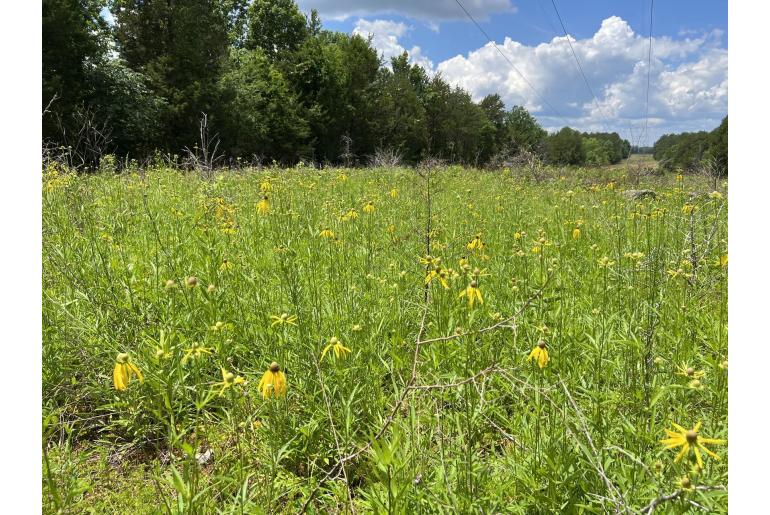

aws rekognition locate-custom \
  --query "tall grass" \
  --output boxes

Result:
[42,162,727,513]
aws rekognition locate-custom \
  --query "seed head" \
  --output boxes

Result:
[269,361,281,373]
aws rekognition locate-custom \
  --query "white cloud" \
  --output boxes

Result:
[432,16,726,143]
[299,0,516,22]
[353,19,434,72]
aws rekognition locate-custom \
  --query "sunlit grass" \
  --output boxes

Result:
[42,162,727,513]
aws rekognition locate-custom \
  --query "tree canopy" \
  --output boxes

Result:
[42,0,648,169]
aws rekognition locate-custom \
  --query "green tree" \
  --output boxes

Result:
[374,66,428,162]
[43,0,109,141]
[111,0,232,151]
[85,59,166,157]
[705,116,728,175]
[506,106,547,154]
[244,0,308,60]
[546,127,585,165]
[216,49,309,162]
[480,94,508,157]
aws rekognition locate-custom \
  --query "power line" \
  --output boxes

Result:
[452,0,571,127]
[548,0,614,134]
[642,0,655,146]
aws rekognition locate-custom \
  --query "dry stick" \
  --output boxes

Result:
[482,414,527,451]
[299,278,550,512]
[409,364,499,391]
[639,485,725,514]
[559,379,629,513]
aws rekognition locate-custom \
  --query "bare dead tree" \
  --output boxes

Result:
[699,155,725,191]
[339,134,355,167]
[182,113,223,177]
[368,147,403,168]
[511,149,547,183]
[48,107,114,170]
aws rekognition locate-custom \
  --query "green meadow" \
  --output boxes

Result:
[42,162,727,513]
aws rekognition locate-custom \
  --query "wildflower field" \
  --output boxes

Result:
[42,163,728,513]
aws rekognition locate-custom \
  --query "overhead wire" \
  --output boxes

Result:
[452,0,572,128]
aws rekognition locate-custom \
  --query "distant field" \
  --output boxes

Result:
[605,153,659,170]
[43,164,727,513]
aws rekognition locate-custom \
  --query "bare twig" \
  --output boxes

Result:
[639,485,725,514]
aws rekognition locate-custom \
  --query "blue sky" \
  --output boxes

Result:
[101,1,727,144]
[298,0,728,144]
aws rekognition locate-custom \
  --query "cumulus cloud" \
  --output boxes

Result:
[353,19,434,72]
[432,16,727,142]
[298,0,516,22]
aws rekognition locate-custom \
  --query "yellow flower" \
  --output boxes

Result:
[260,180,272,193]
[527,340,549,369]
[719,254,728,267]
[682,203,696,215]
[708,191,723,200]
[597,256,615,268]
[257,196,270,215]
[363,201,375,214]
[321,337,352,361]
[514,231,522,240]
[319,228,335,239]
[676,363,705,380]
[220,259,233,271]
[258,362,287,399]
[215,367,245,395]
[182,342,213,363]
[458,280,483,307]
[270,312,298,327]
[386,224,396,234]
[113,353,144,391]
[668,267,693,281]
[425,267,450,289]
[572,228,581,240]
[467,234,484,251]
[660,421,725,468]
[390,188,398,198]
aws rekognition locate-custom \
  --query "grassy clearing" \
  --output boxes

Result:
[42,162,727,513]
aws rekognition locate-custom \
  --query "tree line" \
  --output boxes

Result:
[44,0,636,168]
[653,117,728,175]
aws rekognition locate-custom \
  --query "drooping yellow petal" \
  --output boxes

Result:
[700,445,722,460]
[693,445,704,469]
[674,442,689,462]
[694,421,702,432]
[128,363,144,384]
[699,437,726,445]
[273,371,287,396]
[113,363,127,390]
